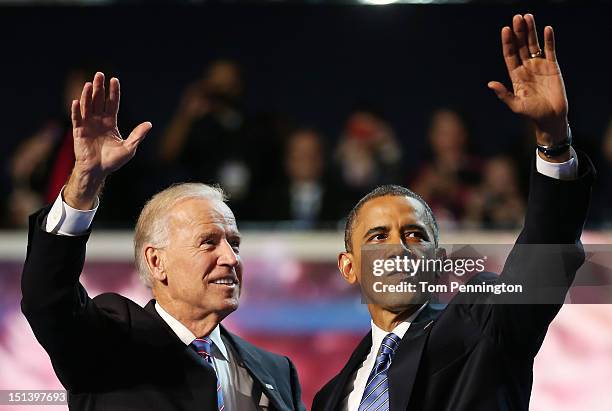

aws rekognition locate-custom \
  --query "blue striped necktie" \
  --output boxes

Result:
[358,332,401,411]
[190,337,225,411]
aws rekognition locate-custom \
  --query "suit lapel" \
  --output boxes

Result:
[142,299,218,372]
[220,326,288,411]
[141,300,218,408]
[322,332,372,411]
[140,299,187,348]
[388,303,445,411]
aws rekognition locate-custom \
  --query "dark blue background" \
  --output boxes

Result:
[2,4,610,169]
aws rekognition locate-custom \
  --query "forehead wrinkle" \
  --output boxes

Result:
[167,199,239,239]
[354,196,429,244]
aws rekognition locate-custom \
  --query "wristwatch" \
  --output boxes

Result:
[536,125,572,159]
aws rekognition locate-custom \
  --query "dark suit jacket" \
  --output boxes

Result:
[257,179,354,226]
[312,152,595,411]
[21,209,306,411]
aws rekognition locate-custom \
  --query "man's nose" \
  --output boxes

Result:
[381,242,413,261]
[387,232,410,249]
[217,239,239,267]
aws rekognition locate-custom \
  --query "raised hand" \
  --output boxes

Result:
[64,72,152,209]
[488,14,569,149]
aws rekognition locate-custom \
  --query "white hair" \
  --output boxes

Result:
[133,183,226,288]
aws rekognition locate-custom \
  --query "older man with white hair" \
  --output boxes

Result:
[21,72,305,411]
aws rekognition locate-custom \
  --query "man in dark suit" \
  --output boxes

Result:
[21,72,305,411]
[312,14,594,411]
[258,128,354,228]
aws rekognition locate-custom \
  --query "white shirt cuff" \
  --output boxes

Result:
[535,147,578,181]
[44,187,99,236]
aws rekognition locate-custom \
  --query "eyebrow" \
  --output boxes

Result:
[195,230,219,241]
[363,226,390,240]
[195,227,241,239]
[227,231,242,241]
[363,224,430,240]
[403,224,430,240]
[401,223,428,234]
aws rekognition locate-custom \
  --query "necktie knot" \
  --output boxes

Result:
[190,337,213,361]
[379,333,400,357]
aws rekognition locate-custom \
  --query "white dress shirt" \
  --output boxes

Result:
[43,150,578,411]
[341,303,427,411]
[154,304,259,411]
[536,147,578,180]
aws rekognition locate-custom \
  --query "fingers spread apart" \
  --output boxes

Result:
[77,72,123,120]
[512,15,530,61]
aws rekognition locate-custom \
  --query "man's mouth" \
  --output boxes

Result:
[209,276,239,287]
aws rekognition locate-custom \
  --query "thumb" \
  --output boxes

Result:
[125,121,153,152]
[487,81,519,112]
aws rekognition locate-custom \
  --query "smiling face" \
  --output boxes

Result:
[340,195,440,312]
[151,197,242,321]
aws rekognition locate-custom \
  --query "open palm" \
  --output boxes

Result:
[71,72,152,177]
[488,14,568,136]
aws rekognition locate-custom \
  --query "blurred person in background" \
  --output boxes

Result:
[159,59,286,219]
[464,155,525,228]
[335,108,402,195]
[7,65,142,228]
[258,128,351,228]
[592,117,612,225]
[411,108,483,227]
[21,72,305,411]
[7,67,88,227]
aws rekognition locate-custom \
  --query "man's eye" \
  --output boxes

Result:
[230,240,241,251]
[369,233,387,241]
[405,232,425,241]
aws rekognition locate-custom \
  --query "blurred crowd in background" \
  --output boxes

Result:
[3,60,611,231]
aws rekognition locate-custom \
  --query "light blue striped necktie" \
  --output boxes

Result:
[190,337,225,411]
[358,332,401,411]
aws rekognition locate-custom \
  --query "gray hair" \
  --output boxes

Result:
[134,183,227,288]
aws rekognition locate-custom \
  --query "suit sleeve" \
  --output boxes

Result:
[21,207,125,390]
[286,356,307,411]
[478,150,595,356]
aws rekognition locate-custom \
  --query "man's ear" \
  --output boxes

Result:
[145,245,167,283]
[338,252,358,285]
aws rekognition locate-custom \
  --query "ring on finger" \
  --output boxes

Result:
[530,49,544,59]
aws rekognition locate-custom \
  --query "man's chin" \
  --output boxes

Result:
[368,293,427,311]
[381,302,419,314]
[216,298,240,317]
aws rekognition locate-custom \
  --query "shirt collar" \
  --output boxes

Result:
[154,302,229,361]
[370,302,428,355]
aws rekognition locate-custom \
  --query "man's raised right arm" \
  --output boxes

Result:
[21,73,151,387]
